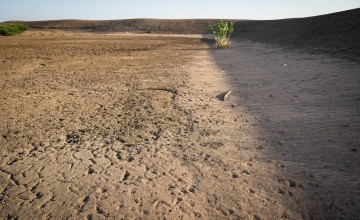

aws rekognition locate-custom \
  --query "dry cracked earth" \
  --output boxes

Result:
[0,31,359,220]
[0,34,210,219]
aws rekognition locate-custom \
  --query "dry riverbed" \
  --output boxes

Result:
[0,31,359,219]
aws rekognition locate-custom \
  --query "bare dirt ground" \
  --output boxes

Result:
[0,29,359,220]
[207,41,360,219]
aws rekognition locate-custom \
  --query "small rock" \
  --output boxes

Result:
[128,156,134,162]
[104,139,111,145]
[88,167,96,174]
[116,152,122,160]
[222,210,230,216]
[66,133,81,144]
[217,91,232,101]
[232,173,239,178]
[36,192,43,199]
[189,187,197,193]
[229,207,236,214]
[123,171,130,181]
[288,180,297,187]
[242,170,250,175]
[254,215,262,220]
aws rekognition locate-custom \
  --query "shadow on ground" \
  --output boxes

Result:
[205,29,360,219]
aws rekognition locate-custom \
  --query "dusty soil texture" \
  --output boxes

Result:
[5,8,359,61]
[0,34,212,219]
[232,8,360,62]
[208,41,360,220]
[0,8,359,220]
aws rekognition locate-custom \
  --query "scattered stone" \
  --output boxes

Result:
[128,156,134,162]
[88,167,96,174]
[242,170,250,175]
[217,91,232,101]
[116,152,122,160]
[254,215,262,220]
[256,146,264,150]
[36,192,43,199]
[232,173,239,178]
[229,207,236,215]
[288,179,297,187]
[104,138,111,145]
[66,133,81,144]
[222,210,230,216]
[189,187,197,193]
[204,154,210,160]
[123,171,130,181]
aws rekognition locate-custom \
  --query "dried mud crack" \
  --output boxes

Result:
[1,32,359,219]
[0,33,243,219]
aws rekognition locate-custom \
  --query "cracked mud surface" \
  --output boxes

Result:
[0,34,209,219]
[1,32,359,219]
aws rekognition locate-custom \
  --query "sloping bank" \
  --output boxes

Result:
[206,8,360,219]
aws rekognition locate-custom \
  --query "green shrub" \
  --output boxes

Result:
[209,20,234,48]
[0,24,30,36]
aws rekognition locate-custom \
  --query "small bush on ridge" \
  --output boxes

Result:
[209,20,234,48]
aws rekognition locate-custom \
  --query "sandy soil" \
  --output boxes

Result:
[0,26,359,220]
[7,8,359,61]
[207,40,360,219]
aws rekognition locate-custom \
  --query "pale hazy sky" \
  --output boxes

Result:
[0,0,359,22]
